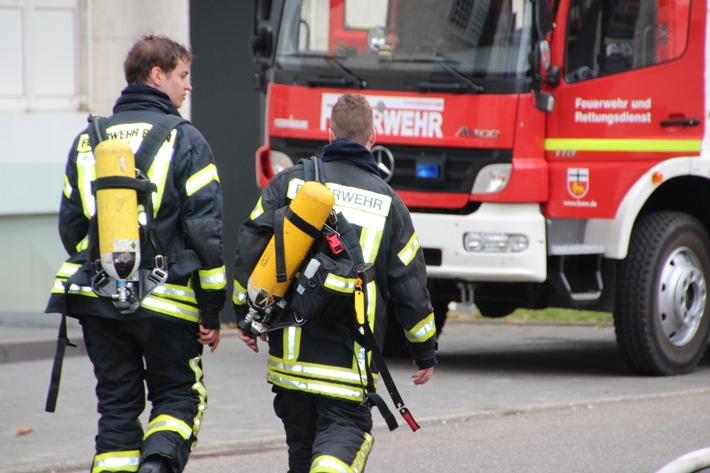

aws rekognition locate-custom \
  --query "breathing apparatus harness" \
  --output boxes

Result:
[45,113,188,413]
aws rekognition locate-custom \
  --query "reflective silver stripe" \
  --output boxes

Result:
[151,284,196,303]
[268,356,366,384]
[58,262,80,277]
[76,150,96,219]
[266,370,365,402]
[145,414,192,440]
[141,296,200,323]
[398,232,421,266]
[286,326,299,361]
[186,163,220,196]
[324,274,357,294]
[199,266,226,290]
[232,279,247,305]
[92,450,140,473]
[405,313,437,343]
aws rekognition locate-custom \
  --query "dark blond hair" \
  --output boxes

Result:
[124,35,192,85]
[330,94,373,145]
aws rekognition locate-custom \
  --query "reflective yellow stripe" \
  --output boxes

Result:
[268,355,367,385]
[232,279,248,305]
[250,197,264,220]
[311,433,373,473]
[405,312,436,343]
[76,236,89,252]
[63,175,72,199]
[146,135,175,216]
[186,163,220,196]
[199,266,226,290]
[398,232,421,266]
[145,414,192,440]
[141,295,200,323]
[545,138,702,152]
[189,356,207,447]
[92,450,140,473]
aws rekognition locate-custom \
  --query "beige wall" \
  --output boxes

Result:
[0,0,189,314]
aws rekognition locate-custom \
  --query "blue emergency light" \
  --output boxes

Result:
[416,163,441,179]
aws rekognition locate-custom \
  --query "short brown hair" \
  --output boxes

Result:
[330,94,373,145]
[124,35,192,85]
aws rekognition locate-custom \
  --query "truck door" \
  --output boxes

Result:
[545,0,702,219]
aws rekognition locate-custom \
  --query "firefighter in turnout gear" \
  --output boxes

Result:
[45,35,226,473]
[233,93,437,472]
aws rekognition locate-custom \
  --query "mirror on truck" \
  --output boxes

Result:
[252,0,274,58]
[531,39,558,112]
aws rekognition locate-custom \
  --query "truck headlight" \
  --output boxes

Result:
[471,163,512,194]
[463,232,529,253]
[270,150,294,176]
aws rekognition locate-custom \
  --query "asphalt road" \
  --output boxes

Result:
[4,320,710,472]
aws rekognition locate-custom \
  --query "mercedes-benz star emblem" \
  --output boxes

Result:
[372,145,395,182]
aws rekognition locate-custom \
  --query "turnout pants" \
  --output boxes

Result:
[81,315,206,473]
[272,386,374,473]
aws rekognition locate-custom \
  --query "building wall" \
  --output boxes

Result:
[0,0,189,313]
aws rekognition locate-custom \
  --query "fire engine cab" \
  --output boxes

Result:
[250,0,710,376]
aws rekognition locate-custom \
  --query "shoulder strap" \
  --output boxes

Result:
[135,114,189,171]
[301,156,326,184]
[87,114,108,151]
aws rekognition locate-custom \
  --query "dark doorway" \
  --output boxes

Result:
[190,2,263,323]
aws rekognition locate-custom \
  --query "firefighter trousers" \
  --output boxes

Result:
[272,385,374,473]
[80,315,206,473]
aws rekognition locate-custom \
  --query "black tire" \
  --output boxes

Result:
[476,300,517,318]
[614,211,710,375]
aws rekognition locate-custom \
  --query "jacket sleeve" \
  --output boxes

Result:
[176,129,226,329]
[58,135,90,255]
[232,172,288,322]
[386,194,438,368]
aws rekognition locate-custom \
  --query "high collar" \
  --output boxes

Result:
[321,139,379,175]
[113,85,182,116]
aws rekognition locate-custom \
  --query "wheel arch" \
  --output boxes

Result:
[603,157,710,260]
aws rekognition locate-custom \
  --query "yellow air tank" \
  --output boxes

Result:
[248,181,335,307]
[94,140,141,282]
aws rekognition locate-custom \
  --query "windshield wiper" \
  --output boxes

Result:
[280,52,368,89]
[380,55,484,93]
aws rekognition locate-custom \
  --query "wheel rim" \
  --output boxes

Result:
[658,247,707,347]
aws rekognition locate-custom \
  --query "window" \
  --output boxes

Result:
[0,0,86,111]
[565,0,690,83]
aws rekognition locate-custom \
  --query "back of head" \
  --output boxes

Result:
[330,94,373,146]
[124,35,192,86]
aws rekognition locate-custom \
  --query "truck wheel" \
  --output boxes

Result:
[614,211,710,375]
[475,300,517,318]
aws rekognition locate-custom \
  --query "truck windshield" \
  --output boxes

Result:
[275,0,534,92]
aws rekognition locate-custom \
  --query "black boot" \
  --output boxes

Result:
[138,454,173,473]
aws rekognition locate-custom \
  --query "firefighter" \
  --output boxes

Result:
[45,35,226,473]
[233,93,437,472]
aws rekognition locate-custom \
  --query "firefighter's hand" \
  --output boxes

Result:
[237,328,266,353]
[411,366,434,385]
[199,325,221,352]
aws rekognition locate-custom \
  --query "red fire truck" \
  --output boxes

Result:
[249,0,709,376]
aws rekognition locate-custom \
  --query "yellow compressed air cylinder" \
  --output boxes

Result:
[248,181,335,306]
[94,140,141,281]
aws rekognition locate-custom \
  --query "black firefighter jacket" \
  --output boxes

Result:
[233,139,437,402]
[46,85,226,328]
